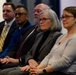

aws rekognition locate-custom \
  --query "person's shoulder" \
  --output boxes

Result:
[27,25,36,30]
[30,25,36,28]
[0,21,5,24]
[70,34,76,39]
[55,31,62,35]
[12,20,17,25]
[52,31,62,37]
[0,21,5,28]
[11,20,18,28]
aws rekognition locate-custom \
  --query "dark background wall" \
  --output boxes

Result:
[7,0,60,24]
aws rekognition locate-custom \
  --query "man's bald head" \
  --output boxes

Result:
[34,3,50,24]
[35,3,50,10]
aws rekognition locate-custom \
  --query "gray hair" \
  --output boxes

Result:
[39,8,62,32]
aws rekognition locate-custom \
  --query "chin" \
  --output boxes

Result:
[40,28,43,30]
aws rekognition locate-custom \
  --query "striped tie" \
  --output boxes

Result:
[0,24,9,52]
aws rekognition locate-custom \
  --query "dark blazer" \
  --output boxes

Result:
[7,25,38,58]
[25,31,62,64]
[0,20,18,51]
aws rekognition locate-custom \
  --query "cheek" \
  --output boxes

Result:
[46,22,52,29]
[63,20,75,28]
[10,12,14,16]
[69,19,75,25]
[40,23,52,30]
[47,24,52,29]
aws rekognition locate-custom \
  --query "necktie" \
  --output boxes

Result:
[16,26,37,58]
[0,24,9,52]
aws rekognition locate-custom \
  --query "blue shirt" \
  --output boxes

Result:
[0,23,32,58]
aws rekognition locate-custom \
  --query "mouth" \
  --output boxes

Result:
[40,24,45,27]
[63,22,67,25]
[34,16,38,18]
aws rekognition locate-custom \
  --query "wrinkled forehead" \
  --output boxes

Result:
[34,4,49,10]
[34,7,43,12]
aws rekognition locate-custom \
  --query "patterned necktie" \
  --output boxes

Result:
[16,26,38,58]
[0,24,9,52]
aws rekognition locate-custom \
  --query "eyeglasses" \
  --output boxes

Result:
[61,15,74,20]
[3,10,12,13]
[39,18,51,21]
[15,13,26,16]
[34,9,42,13]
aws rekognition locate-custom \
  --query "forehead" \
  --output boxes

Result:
[3,5,13,10]
[15,7,26,12]
[40,13,49,17]
[63,10,73,15]
[34,5,46,10]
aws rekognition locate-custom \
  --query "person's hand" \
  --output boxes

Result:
[28,59,38,68]
[30,68,43,75]
[20,65,30,72]
[0,58,8,64]
[5,58,19,64]
[0,58,2,62]
[29,66,37,75]
[1,58,19,64]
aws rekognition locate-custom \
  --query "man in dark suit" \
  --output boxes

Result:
[0,2,18,55]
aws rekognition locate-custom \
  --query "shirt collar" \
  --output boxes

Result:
[5,18,15,27]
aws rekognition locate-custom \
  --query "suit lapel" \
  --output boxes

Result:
[33,32,44,55]
[39,32,54,53]
[7,21,18,37]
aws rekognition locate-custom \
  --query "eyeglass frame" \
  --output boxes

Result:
[61,15,74,20]
[33,9,42,13]
[15,12,27,16]
[39,18,51,21]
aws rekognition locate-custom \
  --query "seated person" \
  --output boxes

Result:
[0,2,18,57]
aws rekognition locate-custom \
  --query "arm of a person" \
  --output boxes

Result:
[6,41,19,58]
[0,48,9,58]
[0,32,17,58]
[25,49,33,64]
[25,44,39,67]
[0,57,19,64]
[40,52,52,67]
[28,59,38,67]
[48,37,76,71]
[6,58,19,64]
[30,53,53,74]
[30,64,54,75]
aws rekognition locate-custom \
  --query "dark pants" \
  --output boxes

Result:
[19,71,70,75]
[0,62,20,70]
[39,71,70,75]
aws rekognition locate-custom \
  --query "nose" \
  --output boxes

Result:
[40,20,44,24]
[34,11,39,16]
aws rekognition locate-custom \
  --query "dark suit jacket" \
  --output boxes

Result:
[0,20,18,52]
[7,25,38,58]
[25,31,62,64]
